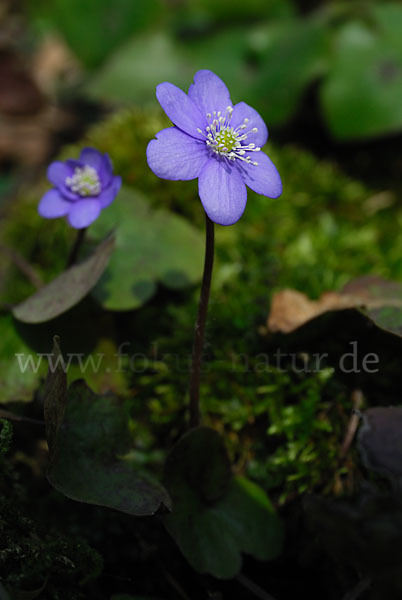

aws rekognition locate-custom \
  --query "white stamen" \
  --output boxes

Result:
[65,165,101,197]
[196,106,260,165]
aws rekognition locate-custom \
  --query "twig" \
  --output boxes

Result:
[0,244,43,288]
[236,573,279,600]
[0,409,44,426]
[340,389,364,459]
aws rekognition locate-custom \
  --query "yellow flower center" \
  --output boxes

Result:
[197,106,261,166]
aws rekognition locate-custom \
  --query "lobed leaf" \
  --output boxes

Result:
[13,234,115,324]
[46,378,171,516]
[321,5,402,139]
[90,187,204,311]
[163,427,283,579]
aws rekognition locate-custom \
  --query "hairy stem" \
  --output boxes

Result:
[189,213,215,428]
[66,227,87,268]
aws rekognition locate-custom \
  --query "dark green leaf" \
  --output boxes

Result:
[47,379,171,516]
[88,32,191,104]
[163,427,283,579]
[321,6,402,139]
[28,0,160,68]
[254,16,329,124]
[88,28,251,108]
[12,234,115,324]
[90,188,204,311]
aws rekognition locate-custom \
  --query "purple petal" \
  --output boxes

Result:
[67,199,102,229]
[236,151,282,198]
[47,161,72,187]
[80,147,113,186]
[156,82,206,140]
[97,176,122,208]
[198,158,247,226]
[231,102,268,148]
[79,147,103,171]
[147,127,209,181]
[47,159,85,201]
[188,70,232,117]
[38,189,72,218]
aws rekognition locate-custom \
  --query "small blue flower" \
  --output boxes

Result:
[147,70,282,226]
[38,147,122,229]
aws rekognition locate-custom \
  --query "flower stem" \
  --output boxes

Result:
[189,213,215,428]
[66,228,87,268]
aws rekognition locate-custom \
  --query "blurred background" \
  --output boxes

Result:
[1,0,402,188]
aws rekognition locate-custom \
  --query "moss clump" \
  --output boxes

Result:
[0,419,13,459]
[0,421,103,599]
[0,503,103,599]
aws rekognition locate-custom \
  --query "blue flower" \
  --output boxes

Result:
[38,147,122,229]
[146,70,282,226]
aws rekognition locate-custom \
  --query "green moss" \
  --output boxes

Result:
[0,423,103,598]
[0,419,13,459]
[0,499,103,598]
[0,188,73,306]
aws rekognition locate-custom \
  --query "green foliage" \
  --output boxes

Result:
[89,187,204,311]
[247,369,342,502]
[163,428,283,578]
[47,379,171,515]
[253,15,329,124]
[176,0,294,24]
[28,0,160,68]
[321,4,402,139]
[61,0,402,139]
